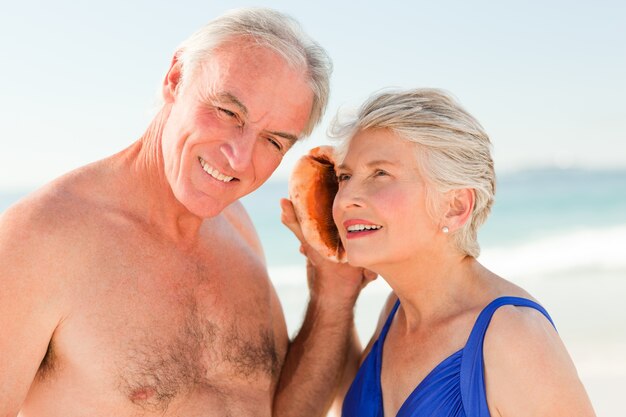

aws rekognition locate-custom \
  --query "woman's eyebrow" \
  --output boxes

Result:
[336,159,395,171]
[365,159,396,168]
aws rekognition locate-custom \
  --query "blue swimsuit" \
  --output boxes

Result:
[342,296,555,417]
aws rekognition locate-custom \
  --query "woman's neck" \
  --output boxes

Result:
[377,253,487,330]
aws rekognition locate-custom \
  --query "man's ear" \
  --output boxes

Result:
[443,188,475,232]
[162,53,183,103]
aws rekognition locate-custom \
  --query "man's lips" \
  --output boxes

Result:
[198,157,237,183]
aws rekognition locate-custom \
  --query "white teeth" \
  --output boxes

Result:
[199,157,234,183]
[347,224,382,232]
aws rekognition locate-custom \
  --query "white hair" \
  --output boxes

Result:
[174,7,332,136]
[330,88,495,258]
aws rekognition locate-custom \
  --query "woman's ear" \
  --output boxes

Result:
[442,188,475,232]
[162,53,183,103]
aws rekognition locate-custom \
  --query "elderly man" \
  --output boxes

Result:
[0,8,369,417]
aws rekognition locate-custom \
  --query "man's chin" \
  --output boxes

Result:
[185,200,230,219]
[171,187,232,219]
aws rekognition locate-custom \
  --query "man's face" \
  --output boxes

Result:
[161,40,314,218]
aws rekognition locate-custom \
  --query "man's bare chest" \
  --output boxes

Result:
[43,227,284,413]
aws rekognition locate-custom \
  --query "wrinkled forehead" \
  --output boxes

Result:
[334,127,420,166]
[189,39,314,137]
[187,37,308,90]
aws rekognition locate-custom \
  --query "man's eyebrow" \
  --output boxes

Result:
[266,130,299,145]
[216,92,248,118]
[216,92,300,145]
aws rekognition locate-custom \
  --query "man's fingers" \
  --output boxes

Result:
[363,269,377,282]
[360,268,378,288]
[280,198,306,243]
[280,199,327,264]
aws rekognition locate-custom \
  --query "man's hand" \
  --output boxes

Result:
[280,198,376,306]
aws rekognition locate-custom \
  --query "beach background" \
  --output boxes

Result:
[3,169,625,414]
[1,0,624,415]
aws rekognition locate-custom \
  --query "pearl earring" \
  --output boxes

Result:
[442,226,449,234]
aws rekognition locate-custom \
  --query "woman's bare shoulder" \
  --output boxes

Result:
[482,299,596,416]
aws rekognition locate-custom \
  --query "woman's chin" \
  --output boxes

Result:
[345,254,374,270]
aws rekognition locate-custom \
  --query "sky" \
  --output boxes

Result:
[0,0,624,189]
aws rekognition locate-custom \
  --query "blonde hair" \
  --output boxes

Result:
[330,88,495,257]
[175,7,332,136]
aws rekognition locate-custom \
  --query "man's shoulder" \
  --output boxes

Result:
[0,180,84,300]
[0,168,108,245]
[220,201,266,262]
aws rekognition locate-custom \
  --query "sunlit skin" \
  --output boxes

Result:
[0,37,371,417]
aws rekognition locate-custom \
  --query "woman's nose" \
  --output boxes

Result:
[334,182,364,211]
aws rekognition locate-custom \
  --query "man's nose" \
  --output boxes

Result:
[220,131,255,172]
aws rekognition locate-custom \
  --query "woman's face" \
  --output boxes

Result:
[332,128,441,271]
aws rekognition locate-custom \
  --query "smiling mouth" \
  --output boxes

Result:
[347,224,383,233]
[198,157,236,183]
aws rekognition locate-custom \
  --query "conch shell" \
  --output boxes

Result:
[288,146,346,263]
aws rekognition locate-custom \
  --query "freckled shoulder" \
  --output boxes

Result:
[482,303,592,416]
[483,303,559,362]
[222,200,266,264]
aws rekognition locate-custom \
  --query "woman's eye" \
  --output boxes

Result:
[337,173,351,182]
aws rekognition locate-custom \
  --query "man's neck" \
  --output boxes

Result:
[110,107,207,244]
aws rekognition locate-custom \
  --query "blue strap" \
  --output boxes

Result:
[379,299,401,342]
[371,298,401,410]
[374,299,401,382]
[459,296,556,417]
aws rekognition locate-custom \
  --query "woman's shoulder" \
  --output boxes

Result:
[484,297,556,348]
[481,296,595,415]
[480,284,557,362]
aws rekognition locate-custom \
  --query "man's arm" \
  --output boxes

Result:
[0,200,64,415]
[326,292,398,417]
[272,199,375,417]
[272,261,367,417]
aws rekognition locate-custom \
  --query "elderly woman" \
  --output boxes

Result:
[282,89,595,417]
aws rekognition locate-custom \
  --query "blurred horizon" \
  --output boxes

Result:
[1,0,625,189]
[1,164,624,192]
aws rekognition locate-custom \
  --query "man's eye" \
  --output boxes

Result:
[374,169,388,177]
[218,107,235,117]
[217,107,240,124]
[266,137,282,151]
[337,173,351,182]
